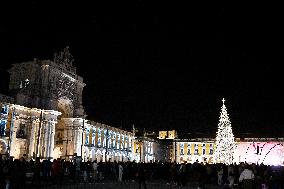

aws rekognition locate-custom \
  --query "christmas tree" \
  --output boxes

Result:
[214,98,235,165]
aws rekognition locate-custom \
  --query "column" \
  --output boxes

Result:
[50,122,55,158]
[45,121,51,158]
[72,120,82,157]
[10,119,19,158]
[77,128,83,157]
[40,121,47,158]
[73,127,78,155]
[29,120,36,158]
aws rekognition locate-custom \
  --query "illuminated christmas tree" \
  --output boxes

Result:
[214,98,235,165]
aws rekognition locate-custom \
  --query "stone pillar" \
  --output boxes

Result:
[45,121,51,158]
[73,128,78,155]
[49,122,55,158]
[77,128,83,156]
[43,121,48,158]
[29,120,36,158]
[45,121,53,158]
[40,121,47,158]
[10,119,19,158]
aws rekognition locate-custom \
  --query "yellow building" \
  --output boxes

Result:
[133,136,156,163]
[158,131,168,139]
[158,130,177,139]
[171,138,215,164]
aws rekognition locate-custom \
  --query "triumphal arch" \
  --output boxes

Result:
[1,47,136,161]
[1,47,86,159]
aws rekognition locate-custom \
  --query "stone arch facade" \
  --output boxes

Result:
[8,47,86,118]
[7,47,86,159]
[58,98,74,118]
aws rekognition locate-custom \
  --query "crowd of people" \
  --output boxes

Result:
[1,154,284,189]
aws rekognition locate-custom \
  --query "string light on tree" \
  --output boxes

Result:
[214,98,235,165]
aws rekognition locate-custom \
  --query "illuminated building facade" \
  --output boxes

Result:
[166,100,284,166]
[133,136,157,163]
[172,137,284,166]
[1,47,284,165]
[158,130,177,139]
[233,138,284,166]
[171,138,215,164]
[0,47,151,162]
[0,100,61,159]
[78,121,135,162]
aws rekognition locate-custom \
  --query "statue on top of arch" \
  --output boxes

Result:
[53,46,75,70]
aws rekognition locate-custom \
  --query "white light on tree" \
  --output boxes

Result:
[214,98,235,165]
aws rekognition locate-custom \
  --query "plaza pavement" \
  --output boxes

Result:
[28,181,224,189]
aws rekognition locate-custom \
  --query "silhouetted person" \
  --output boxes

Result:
[239,164,255,189]
[32,157,41,186]
[137,163,147,189]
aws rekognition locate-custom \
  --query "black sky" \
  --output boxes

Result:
[1,2,284,137]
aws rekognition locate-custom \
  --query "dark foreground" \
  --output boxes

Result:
[27,181,224,189]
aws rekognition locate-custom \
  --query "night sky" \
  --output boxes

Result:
[1,3,284,137]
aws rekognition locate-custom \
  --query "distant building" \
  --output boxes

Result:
[172,138,215,164]
[168,136,284,166]
[158,130,177,139]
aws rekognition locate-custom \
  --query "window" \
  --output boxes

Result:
[1,105,8,115]
[187,143,191,155]
[97,128,101,147]
[108,131,112,148]
[187,149,191,155]
[209,143,213,155]
[194,144,199,155]
[202,144,206,155]
[103,137,106,147]
[129,138,132,148]
[108,140,111,148]
[103,129,108,147]
[179,143,184,155]
[117,134,120,149]
[121,135,124,149]
[98,138,101,146]
[92,127,96,146]
[125,136,128,148]
[16,123,26,139]
[85,128,90,145]
[112,133,116,148]
[0,120,7,137]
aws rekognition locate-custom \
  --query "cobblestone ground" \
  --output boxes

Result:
[27,182,224,189]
